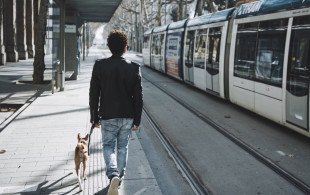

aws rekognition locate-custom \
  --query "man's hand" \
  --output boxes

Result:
[92,122,100,128]
[132,125,139,131]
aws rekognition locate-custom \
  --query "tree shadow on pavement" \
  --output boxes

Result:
[13,173,80,195]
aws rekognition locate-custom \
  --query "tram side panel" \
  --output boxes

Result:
[143,35,151,67]
[229,6,310,137]
[208,22,230,98]
[229,17,286,123]
[285,13,310,134]
[229,19,255,112]
[151,32,166,72]
[223,17,235,100]
[165,31,184,80]
[185,22,230,98]
[183,29,195,85]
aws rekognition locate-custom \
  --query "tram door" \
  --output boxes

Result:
[193,29,208,90]
[286,16,310,130]
[206,27,222,94]
[184,30,195,84]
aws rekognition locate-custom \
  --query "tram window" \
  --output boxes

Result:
[287,15,310,96]
[206,27,222,75]
[255,19,288,86]
[143,36,150,49]
[151,36,156,54]
[194,29,208,69]
[185,30,195,68]
[234,22,258,79]
[160,34,165,56]
[152,35,161,55]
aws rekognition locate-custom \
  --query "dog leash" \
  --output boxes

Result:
[88,123,96,155]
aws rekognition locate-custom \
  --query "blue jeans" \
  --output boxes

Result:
[101,118,133,179]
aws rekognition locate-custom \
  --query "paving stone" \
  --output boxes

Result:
[10,176,46,184]
[0,177,11,184]
[0,167,18,173]
[36,160,67,167]
[4,171,32,178]
[23,157,54,162]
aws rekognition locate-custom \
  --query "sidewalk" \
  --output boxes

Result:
[0,55,52,129]
[0,47,161,194]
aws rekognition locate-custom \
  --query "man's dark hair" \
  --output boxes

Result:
[107,30,128,55]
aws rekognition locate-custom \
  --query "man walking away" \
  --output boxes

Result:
[89,30,143,195]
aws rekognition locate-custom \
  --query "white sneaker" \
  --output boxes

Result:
[108,176,120,195]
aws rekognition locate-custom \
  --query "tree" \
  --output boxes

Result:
[195,0,217,16]
[170,7,178,21]
[33,0,49,84]
[235,0,259,7]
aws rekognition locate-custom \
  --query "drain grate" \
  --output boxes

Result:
[0,104,23,128]
[0,104,23,112]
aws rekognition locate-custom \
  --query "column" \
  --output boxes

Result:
[59,0,65,91]
[4,0,18,62]
[65,10,78,80]
[0,0,6,65]
[26,0,34,58]
[16,0,28,60]
[33,0,38,47]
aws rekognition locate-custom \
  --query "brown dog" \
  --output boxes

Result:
[75,133,89,191]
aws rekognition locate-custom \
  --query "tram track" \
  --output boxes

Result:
[141,68,310,194]
[143,107,211,195]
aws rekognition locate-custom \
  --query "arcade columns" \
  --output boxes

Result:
[4,0,18,62]
[26,0,34,58]
[16,0,28,60]
[0,0,6,65]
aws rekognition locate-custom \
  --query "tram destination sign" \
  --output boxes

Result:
[236,1,263,17]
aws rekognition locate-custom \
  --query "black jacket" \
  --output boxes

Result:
[89,55,143,126]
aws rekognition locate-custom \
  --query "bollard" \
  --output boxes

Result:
[51,79,55,94]
[56,71,65,90]
[54,61,61,90]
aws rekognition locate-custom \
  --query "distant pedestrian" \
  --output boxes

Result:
[89,30,143,195]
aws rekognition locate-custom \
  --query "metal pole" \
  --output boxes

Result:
[86,23,89,56]
[226,0,228,9]
[59,0,65,91]
[83,21,85,61]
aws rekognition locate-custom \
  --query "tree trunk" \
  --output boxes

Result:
[178,0,184,21]
[33,0,49,83]
[156,0,162,26]
[196,0,216,16]
[33,0,38,46]
[196,0,205,16]
[206,0,216,12]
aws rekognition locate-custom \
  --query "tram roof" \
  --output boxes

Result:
[144,29,153,35]
[235,0,310,19]
[63,0,122,23]
[187,8,235,27]
[153,25,169,33]
[168,19,188,30]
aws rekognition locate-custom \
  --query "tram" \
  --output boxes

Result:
[142,0,310,137]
